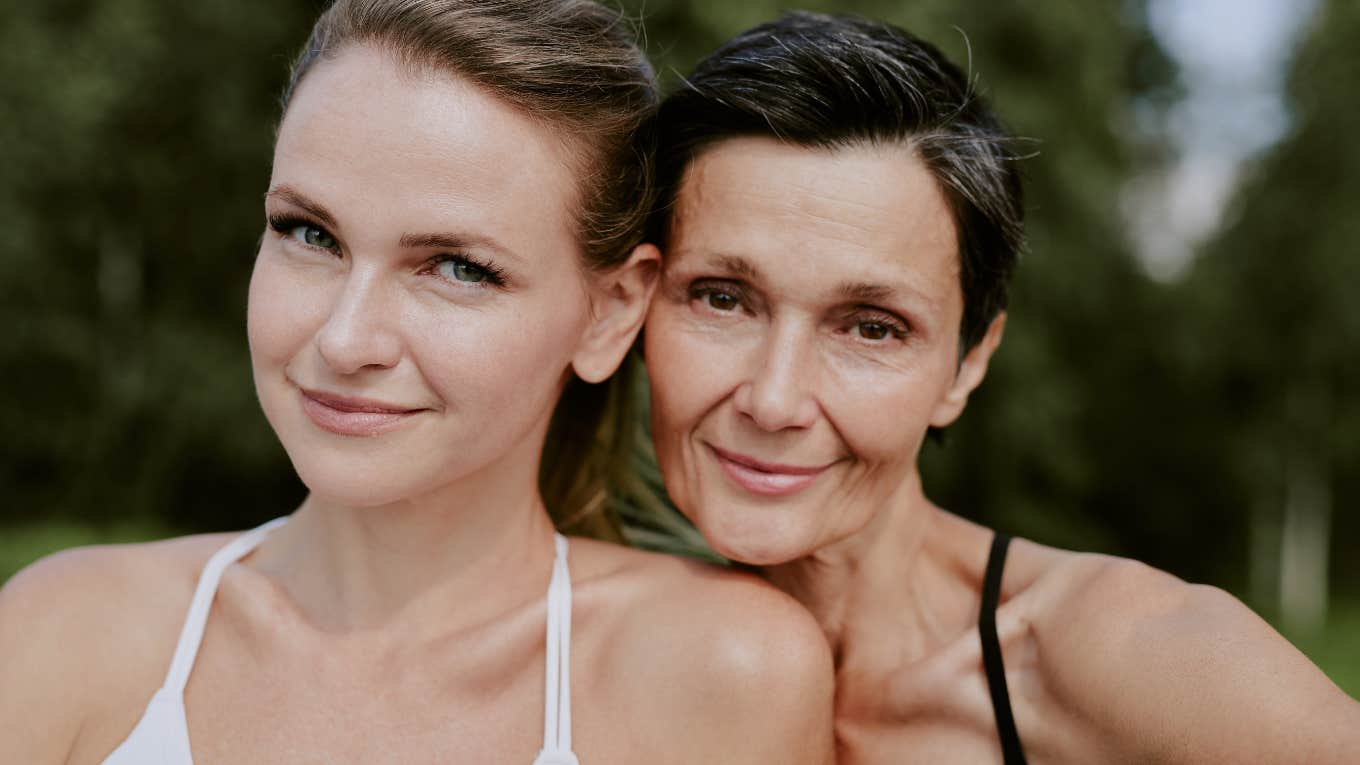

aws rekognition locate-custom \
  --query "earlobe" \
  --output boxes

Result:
[571,243,662,384]
[929,313,1006,428]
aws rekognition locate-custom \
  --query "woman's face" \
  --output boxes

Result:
[248,45,595,507]
[645,137,1000,565]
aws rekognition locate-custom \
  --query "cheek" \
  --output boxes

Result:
[247,253,330,373]
[644,308,736,436]
[822,351,952,464]
[409,288,590,420]
[644,308,727,509]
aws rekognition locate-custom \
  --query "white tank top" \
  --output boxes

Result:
[100,518,580,765]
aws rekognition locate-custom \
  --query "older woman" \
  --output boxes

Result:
[0,2,832,763]
[643,12,1360,764]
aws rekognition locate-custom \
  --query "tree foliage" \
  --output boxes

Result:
[1187,0,1360,603]
[2,0,1353,605]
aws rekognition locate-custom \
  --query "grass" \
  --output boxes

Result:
[1279,603,1360,700]
[1,521,1356,700]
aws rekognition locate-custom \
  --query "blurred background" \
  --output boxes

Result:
[1,0,1355,694]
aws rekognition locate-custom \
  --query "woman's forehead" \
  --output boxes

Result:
[669,137,961,299]
[272,45,579,243]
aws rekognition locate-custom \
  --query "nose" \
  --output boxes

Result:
[732,322,819,432]
[315,267,403,374]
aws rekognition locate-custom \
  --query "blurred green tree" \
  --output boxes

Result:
[0,0,318,530]
[1186,0,1360,631]
[2,0,1353,619]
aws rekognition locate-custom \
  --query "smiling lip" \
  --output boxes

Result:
[707,444,831,498]
[299,388,425,436]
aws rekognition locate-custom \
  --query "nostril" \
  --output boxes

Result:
[313,282,404,373]
[315,320,402,374]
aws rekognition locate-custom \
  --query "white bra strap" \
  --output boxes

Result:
[161,517,288,695]
[539,534,575,759]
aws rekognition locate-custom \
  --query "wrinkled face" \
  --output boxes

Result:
[248,45,591,507]
[645,137,987,565]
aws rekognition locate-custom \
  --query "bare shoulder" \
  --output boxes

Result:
[0,533,231,649]
[1027,549,1271,667]
[1019,545,1360,762]
[571,538,832,687]
[570,538,834,763]
[0,533,233,763]
[1017,543,1201,635]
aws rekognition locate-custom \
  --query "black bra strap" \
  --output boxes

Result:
[979,532,1028,764]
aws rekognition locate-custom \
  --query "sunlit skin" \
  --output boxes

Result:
[250,52,598,518]
[0,48,833,764]
[647,137,985,567]
[646,136,1360,763]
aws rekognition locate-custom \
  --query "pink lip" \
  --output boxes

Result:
[298,388,425,436]
[707,444,832,498]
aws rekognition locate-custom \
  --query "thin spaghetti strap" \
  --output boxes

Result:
[542,542,562,749]
[534,534,579,765]
[554,534,574,752]
[979,532,1028,765]
[161,517,288,696]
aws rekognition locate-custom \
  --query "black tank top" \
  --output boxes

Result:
[978,532,1028,764]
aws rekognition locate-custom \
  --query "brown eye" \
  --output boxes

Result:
[857,322,889,340]
[706,292,739,311]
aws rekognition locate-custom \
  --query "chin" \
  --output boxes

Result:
[281,437,452,508]
[691,496,819,566]
[290,459,415,508]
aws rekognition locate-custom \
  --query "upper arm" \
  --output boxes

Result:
[1045,558,1360,763]
[0,549,113,764]
[619,574,835,764]
[689,594,835,764]
[0,539,201,765]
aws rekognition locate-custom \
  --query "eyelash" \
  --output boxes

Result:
[688,281,749,313]
[265,213,507,288]
[421,253,507,288]
[686,279,910,344]
[844,310,910,342]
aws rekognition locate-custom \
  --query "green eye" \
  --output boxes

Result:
[292,225,336,250]
[438,258,487,283]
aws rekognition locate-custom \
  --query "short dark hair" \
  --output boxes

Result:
[651,12,1025,352]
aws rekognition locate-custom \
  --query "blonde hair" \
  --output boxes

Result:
[284,0,659,540]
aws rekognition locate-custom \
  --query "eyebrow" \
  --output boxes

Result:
[704,254,763,280]
[398,231,519,261]
[701,253,936,307]
[266,184,518,261]
[836,281,896,302]
[265,185,338,230]
[837,279,941,311]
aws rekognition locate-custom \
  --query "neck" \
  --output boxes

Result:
[762,470,992,666]
[257,434,559,633]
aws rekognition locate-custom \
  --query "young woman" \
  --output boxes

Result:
[0,2,833,763]
[643,12,1360,764]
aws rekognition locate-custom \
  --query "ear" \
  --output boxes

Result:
[929,312,1006,428]
[571,243,662,384]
